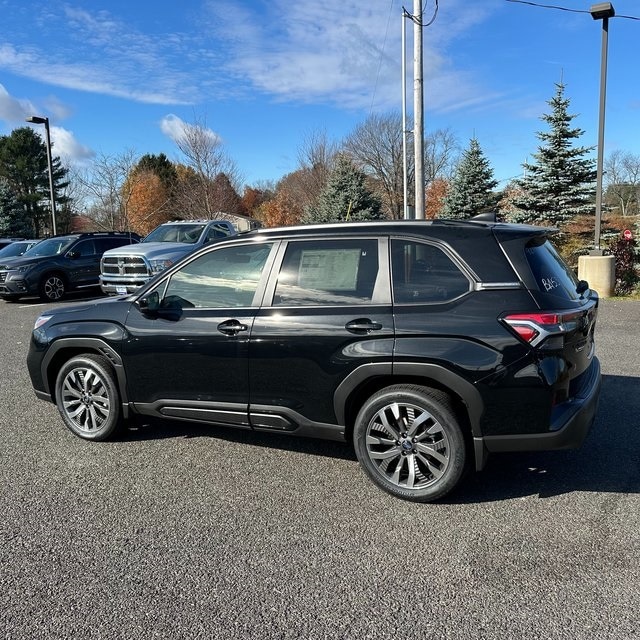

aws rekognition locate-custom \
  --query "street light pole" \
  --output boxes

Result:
[590,2,615,254]
[25,115,57,236]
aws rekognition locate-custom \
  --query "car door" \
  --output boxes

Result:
[249,236,394,435]
[122,241,276,427]
[64,239,99,286]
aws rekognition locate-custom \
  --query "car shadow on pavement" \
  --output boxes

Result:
[451,373,640,503]
[117,373,639,502]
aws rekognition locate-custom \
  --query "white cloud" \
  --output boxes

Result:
[203,0,500,113]
[50,126,95,165]
[160,114,221,146]
[0,83,37,122]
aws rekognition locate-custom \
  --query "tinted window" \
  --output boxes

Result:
[162,242,273,308]
[71,240,97,257]
[525,239,581,300]
[27,237,76,257]
[144,224,205,244]
[391,239,470,304]
[273,239,379,306]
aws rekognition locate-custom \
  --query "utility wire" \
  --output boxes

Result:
[369,0,396,115]
[404,0,439,27]
[506,0,640,20]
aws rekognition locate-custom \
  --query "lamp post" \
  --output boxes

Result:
[590,2,615,254]
[25,115,57,236]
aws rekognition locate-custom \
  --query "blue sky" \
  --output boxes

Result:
[0,0,638,189]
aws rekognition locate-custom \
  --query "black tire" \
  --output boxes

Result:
[54,354,122,441]
[39,272,66,302]
[353,385,467,502]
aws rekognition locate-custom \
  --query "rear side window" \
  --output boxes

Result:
[525,239,581,300]
[274,239,379,306]
[391,239,470,304]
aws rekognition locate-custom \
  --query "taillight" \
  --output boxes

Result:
[502,311,581,347]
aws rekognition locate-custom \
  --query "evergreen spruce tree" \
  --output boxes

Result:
[510,82,596,226]
[303,154,384,223]
[0,177,31,237]
[441,138,497,219]
[0,127,69,237]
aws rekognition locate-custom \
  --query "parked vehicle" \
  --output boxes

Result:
[0,237,25,251]
[0,239,41,259]
[0,232,140,302]
[27,217,601,502]
[99,219,237,295]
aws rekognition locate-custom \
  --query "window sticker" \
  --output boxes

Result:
[298,249,360,291]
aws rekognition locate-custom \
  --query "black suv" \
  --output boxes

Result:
[27,219,601,502]
[0,232,140,302]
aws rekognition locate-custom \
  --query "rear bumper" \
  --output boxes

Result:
[474,357,601,469]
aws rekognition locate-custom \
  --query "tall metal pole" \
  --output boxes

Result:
[42,119,58,236]
[593,15,610,254]
[413,0,425,219]
[402,10,409,219]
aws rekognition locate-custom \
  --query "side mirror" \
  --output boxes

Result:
[136,290,160,315]
[66,250,79,259]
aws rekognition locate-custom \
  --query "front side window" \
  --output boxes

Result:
[71,240,97,257]
[162,242,273,308]
[391,239,470,304]
[273,239,379,306]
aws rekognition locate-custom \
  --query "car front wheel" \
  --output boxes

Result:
[353,385,467,502]
[39,273,66,302]
[54,354,121,441]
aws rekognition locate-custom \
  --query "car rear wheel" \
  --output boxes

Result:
[54,354,121,441]
[354,385,467,502]
[39,273,66,302]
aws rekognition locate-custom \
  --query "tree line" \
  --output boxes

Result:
[1,83,639,245]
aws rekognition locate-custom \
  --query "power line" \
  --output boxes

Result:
[369,0,396,115]
[506,0,640,21]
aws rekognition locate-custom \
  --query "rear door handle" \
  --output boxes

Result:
[345,319,383,334]
[217,319,248,335]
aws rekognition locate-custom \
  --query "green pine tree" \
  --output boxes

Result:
[510,82,596,226]
[441,138,497,219]
[0,177,31,237]
[303,155,384,224]
[0,127,69,237]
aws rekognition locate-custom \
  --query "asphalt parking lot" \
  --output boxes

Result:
[1,295,638,639]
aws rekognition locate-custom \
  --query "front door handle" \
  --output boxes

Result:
[217,319,248,335]
[345,318,383,334]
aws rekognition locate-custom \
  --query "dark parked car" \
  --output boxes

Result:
[0,232,140,302]
[27,218,601,502]
[0,237,25,251]
[0,239,40,259]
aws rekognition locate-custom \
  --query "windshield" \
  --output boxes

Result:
[0,241,37,258]
[144,224,205,244]
[23,237,76,258]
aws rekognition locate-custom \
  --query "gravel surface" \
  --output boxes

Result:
[1,296,638,639]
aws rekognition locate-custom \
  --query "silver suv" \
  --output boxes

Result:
[100,219,236,295]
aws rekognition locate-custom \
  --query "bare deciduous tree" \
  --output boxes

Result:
[344,112,408,220]
[171,116,243,219]
[605,150,640,217]
[74,149,139,231]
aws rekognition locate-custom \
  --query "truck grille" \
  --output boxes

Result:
[102,256,149,277]
[0,272,6,283]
